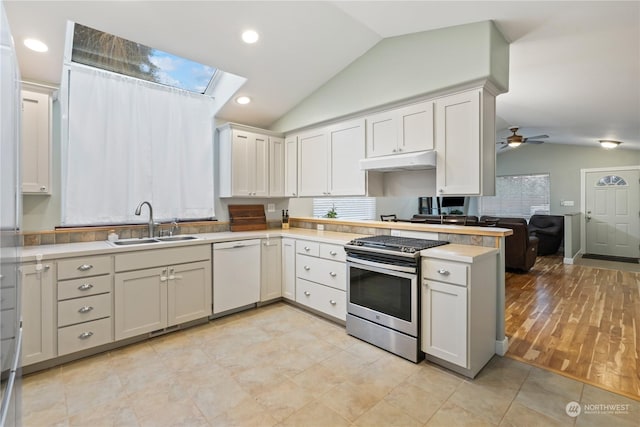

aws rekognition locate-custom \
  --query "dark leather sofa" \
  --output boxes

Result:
[528,214,564,255]
[480,216,539,272]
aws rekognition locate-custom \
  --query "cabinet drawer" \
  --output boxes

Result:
[319,243,346,262]
[296,241,319,257]
[115,245,210,272]
[422,259,468,286]
[296,254,346,291]
[296,279,346,321]
[58,255,111,280]
[58,275,112,300]
[58,293,112,327]
[58,317,112,356]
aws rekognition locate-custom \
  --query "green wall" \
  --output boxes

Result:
[271,20,509,133]
[494,143,640,215]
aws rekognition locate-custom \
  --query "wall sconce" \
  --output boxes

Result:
[599,140,622,149]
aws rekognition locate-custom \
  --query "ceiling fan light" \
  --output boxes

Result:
[599,140,621,149]
[508,141,522,148]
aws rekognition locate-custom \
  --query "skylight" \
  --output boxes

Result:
[71,23,217,94]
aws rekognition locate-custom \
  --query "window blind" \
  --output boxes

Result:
[312,197,376,220]
[480,174,550,220]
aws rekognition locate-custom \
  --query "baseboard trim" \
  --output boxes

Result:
[495,337,509,356]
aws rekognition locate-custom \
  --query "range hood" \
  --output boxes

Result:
[359,150,436,172]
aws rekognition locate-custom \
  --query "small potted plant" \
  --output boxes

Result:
[325,205,337,218]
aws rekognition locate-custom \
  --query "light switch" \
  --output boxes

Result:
[561,200,574,207]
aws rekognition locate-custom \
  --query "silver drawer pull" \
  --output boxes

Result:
[78,306,94,314]
[78,331,94,340]
[329,251,337,256]
[329,300,337,305]
[78,283,93,291]
[304,246,310,251]
[437,269,450,275]
[304,291,311,296]
[329,272,337,277]
[77,264,93,272]
[304,266,311,271]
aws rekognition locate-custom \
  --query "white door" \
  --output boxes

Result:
[585,169,640,258]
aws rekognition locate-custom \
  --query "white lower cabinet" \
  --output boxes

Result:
[114,246,211,340]
[294,240,347,321]
[20,263,55,366]
[261,238,282,302]
[421,248,497,378]
[213,240,261,314]
[281,238,296,301]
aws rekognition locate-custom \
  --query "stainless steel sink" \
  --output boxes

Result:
[156,235,199,242]
[111,238,160,246]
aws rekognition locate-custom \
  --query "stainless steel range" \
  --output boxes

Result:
[344,235,449,362]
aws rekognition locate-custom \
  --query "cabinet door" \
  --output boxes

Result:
[21,263,55,366]
[253,134,269,197]
[284,136,298,197]
[328,119,365,196]
[421,280,468,368]
[435,90,481,195]
[398,101,434,153]
[281,238,296,301]
[167,261,212,326]
[21,90,51,194]
[114,267,167,340]
[298,130,328,196]
[260,239,282,301]
[365,110,398,158]
[269,137,285,197]
[231,130,252,196]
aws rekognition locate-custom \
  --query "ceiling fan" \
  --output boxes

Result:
[497,127,549,149]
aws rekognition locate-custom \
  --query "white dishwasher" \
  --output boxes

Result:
[212,239,261,314]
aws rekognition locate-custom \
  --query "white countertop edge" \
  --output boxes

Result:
[20,229,370,262]
[421,244,499,263]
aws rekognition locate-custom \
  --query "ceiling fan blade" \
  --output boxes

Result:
[526,140,545,144]
[524,134,549,141]
[500,144,510,150]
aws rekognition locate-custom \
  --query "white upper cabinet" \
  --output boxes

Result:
[284,136,298,197]
[328,119,365,196]
[269,136,285,197]
[218,124,283,198]
[21,89,52,194]
[435,88,496,196]
[297,118,365,197]
[366,101,434,158]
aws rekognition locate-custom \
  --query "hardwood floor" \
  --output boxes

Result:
[505,254,640,401]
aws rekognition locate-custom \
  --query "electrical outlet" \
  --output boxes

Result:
[317,224,325,231]
[561,200,574,207]
[267,203,275,212]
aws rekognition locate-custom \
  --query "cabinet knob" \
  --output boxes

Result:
[77,264,93,272]
[304,246,310,252]
[78,306,94,314]
[392,149,397,153]
[304,291,311,296]
[437,268,450,276]
[40,186,47,192]
[78,283,93,291]
[304,265,311,271]
[329,300,337,305]
[398,148,403,152]
[438,189,444,193]
[329,272,337,277]
[329,251,337,256]
[78,331,94,340]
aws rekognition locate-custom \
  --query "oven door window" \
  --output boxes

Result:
[349,265,412,322]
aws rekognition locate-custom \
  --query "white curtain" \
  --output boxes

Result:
[61,65,215,225]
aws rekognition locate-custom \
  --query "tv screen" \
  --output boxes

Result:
[440,196,465,207]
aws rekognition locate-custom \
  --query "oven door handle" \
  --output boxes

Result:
[346,256,417,274]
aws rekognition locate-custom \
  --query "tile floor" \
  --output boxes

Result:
[23,302,640,426]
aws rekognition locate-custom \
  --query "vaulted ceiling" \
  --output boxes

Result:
[5,1,639,149]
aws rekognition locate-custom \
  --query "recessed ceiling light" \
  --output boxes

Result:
[241,30,259,44]
[24,38,48,53]
[599,139,622,149]
[236,96,251,105]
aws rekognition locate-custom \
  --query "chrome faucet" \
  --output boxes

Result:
[135,201,155,238]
